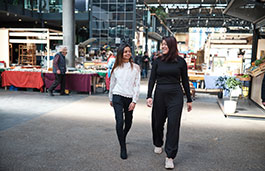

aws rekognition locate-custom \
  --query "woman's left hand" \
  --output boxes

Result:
[128,102,136,111]
[187,102,192,112]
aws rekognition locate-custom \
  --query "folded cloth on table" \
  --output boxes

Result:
[204,75,220,89]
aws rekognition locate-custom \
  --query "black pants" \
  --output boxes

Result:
[48,74,66,94]
[112,95,133,148]
[152,84,184,159]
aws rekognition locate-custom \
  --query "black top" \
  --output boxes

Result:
[142,55,150,69]
[147,57,192,103]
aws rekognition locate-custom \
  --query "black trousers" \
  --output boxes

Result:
[152,84,184,159]
[48,74,66,94]
[112,95,133,148]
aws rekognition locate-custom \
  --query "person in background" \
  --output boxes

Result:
[146,36,192,169]
[141,51,150,78]
[109,44,141,160]
[150,52,157,66]
[134,51,142,65]
[48,46,67,96]
[105,50,116,93]
[261,74,265,106]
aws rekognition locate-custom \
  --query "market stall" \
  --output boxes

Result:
[204,33,252,76]
[0,28,63,68]
[0,28,109,94]
[248,39,265,109]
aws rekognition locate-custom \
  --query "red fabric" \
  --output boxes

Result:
[105,74,110,90]
[1,71,44,89]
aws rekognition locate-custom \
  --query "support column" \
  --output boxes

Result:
[249,24,259,98]
[144,8,148,53]
[63,0,75,67]
[251,25,259,63]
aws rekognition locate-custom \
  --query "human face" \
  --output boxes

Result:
[61,48,68,56]
[161,40,169,55]
[123,47,131,61]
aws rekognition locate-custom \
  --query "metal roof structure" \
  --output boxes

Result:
[137,0,265,33]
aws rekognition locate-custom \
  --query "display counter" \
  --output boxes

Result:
[43,72,99,94]
[1,70,44,90]
[251,73,265,110]
[1,70,104,94]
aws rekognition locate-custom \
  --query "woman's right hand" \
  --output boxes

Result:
[146,98,153,107]
[110,101,113,107]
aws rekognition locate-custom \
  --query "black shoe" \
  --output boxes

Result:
[60,93,69,96]
[48,90,54,96]
[120,146,127,160]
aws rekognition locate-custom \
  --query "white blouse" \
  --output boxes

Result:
[109,62,141,103]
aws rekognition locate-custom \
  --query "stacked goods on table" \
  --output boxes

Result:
[236,74,251,81]
[247,57,265,77]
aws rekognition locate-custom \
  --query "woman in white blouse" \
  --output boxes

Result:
[109,44,141,160]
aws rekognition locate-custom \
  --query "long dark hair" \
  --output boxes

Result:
[111,44,133,75]
[161,36,179,62]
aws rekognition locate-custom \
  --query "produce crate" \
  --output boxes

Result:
[251,67,263,77]
[259,63,265,71]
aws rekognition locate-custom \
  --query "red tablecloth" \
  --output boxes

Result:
[43,73,98,93]
[1,71,44,89]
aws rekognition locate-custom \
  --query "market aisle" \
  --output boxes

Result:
[0,83,265,171]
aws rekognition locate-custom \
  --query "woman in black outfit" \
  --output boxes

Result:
[146,36,192,169]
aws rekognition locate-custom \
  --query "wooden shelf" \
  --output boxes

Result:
[18,44,36,65]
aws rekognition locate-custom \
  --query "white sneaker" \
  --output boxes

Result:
[154,147,163,154]
[165,157,174,169]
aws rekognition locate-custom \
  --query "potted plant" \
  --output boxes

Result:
[223,77,242,114]
[215,76,228,98]
[226,77,242,100]
[150,6,168,23]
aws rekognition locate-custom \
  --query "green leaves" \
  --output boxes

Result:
[226,77,242,90]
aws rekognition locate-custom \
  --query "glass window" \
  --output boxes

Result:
[117,13,125,20]
[92,0,99,3]
[75,0,86,13]
[101,4,108,12]
[110,0,117,2]
[101,13,110,21]
[109,4,116,11]
[117,4,125,12]
[124,29,133,37]
[92,21,98,29]
[92,30,100,37]
[126,0,134,3]
[126,4,133,11]
[109,13,116,20]
[109,28,116,37]
[92,13,101,20]
[101,0,108,2]
[125,22,133,29]
[101,30,108,37]
[102,21,109,29]
[126,13,133,20]
[117,21,125,27]
[110,21,116,27]
[92,5,101,13]
[118,0,125,2]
